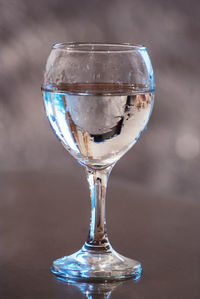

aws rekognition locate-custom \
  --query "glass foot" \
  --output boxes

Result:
[51,244,142,282]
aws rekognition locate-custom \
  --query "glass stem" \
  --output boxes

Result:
[85,165,113,252]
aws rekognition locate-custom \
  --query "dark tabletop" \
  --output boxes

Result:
[0,171,199,299]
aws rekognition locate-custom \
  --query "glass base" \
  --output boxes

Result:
[51,244,142,282]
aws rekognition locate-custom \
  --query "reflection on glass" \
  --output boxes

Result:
[58,279,126,299]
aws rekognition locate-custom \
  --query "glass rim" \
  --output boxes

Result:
[52,42,146,53]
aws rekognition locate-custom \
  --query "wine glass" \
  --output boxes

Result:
[41,42,154,281]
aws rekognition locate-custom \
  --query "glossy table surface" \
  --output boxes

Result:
[0,172,200,299]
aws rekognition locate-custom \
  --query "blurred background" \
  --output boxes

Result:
[0,0,200,200]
